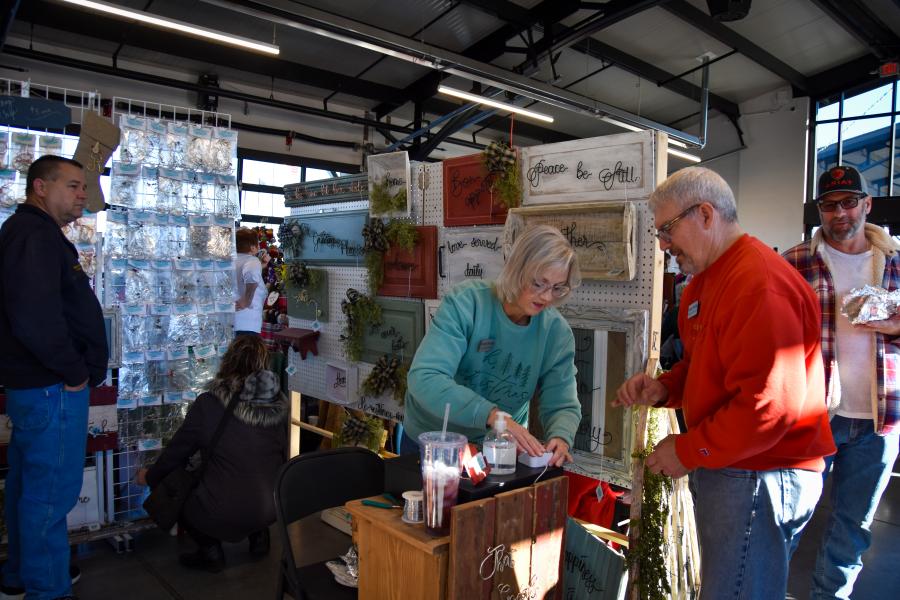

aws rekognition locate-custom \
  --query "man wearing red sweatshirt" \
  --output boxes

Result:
[615,167,835,600]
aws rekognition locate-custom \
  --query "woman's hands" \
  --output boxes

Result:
[135,467,148,486]
[486,408,573,466]
[545,438,572,467]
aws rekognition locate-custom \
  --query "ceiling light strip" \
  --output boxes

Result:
[437,86,554,123]
[60,0,280,55]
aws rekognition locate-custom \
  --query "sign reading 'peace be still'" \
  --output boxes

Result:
[519,130,659,205]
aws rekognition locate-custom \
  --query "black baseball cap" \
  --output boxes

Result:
[816,165,868,201]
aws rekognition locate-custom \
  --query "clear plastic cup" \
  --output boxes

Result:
[418,431,467,536]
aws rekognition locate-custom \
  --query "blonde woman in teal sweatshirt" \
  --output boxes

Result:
[404,225,582,467]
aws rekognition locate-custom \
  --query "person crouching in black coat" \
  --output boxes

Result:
[136,336,288,572]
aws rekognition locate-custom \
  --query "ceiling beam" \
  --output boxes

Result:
[809,0,900,61]
[570,38,740,119]
[662,0,810,94]
[806,54,882,100]
[370,0,582,118]
[14,1,566,144]
[16,1,403,102]
[0,0,20,49]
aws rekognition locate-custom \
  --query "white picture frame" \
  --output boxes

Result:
[367,151,411,218]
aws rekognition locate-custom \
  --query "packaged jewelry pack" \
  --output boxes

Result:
[145,119,167,167]
[37,135,63,160]
[110,163,141,208]
[105,258,128,307]
[191,344,219,387]
[186,125,212,172]
[145,349,169,394]
[122,310,149,353]
[152,260,175,304]
[10,132,36,174]
[0,169,17,209]
[167,347,193,392]
[119,115,149,165]
[127,211,158,259]
[103,209,129,258]
[194,259,216,304]
[173,259,197,303]
[118,352,149,403]
[161,122,188,169]
[169,215,190,259]
[211,128,237,174]
[125,259,154,305]
[215,174,239,218]
[158,167,184,215]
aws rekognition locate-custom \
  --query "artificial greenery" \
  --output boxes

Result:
[333,410,385,453]
[369,177,407,214]
[362,219,420,293]
[340,288,382,362]
[361,355,409,404]
[278,220,306,259]
[627,408,672,600]
[385,220,419,252]
[482,140,522,209]
[286,261,323,289]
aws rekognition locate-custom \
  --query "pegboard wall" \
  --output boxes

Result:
[285,135,665,417]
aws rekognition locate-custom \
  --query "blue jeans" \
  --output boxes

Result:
[810,416,899,599]
[2,384,89,600]
[691,466,822,600]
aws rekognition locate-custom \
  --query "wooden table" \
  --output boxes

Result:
[345,498,449,600]
[346,475,568,600]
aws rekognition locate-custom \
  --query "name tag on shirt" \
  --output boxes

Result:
[477,339,495,352]
[687,301,700,319]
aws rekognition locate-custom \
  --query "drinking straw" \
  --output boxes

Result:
[441,403,450,441]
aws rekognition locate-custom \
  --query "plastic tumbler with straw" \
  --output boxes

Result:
[419,404,466,535]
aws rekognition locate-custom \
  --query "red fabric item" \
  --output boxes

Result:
[260,322,283,351]
[658,235,836,472]
[563,471,622,530]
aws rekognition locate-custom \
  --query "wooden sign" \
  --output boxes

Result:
[560,306,648,488]
[424,299,441,333]
[0,96,72,130]
[355,390,405,422]
[448,477,568,600]
[442,154,508,227]
[284,266,329,322]
[563,518,627,600]
[367,151,411,218]
[380,225,438,299]
[360,297,425,365]
[283,173,367,207]
[440,226,504,287]
[283,210,367,265]
[325,361,357,405]
[520,131,659,205]
[504,201,636,281]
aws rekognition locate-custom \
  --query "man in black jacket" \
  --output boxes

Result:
[0,156,108,600]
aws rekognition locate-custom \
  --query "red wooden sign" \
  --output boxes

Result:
[442,154,508,226]
[379,225,438,299]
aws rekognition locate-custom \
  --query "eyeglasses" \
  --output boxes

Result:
[530,278,571,298]
[818,194,864,212]
[654,204,701,243]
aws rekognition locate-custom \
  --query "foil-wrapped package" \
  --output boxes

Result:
[841,285,900,325]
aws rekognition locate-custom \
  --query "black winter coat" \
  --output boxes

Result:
[0,204,108,388]
[146,390,287,542]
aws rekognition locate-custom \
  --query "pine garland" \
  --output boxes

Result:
[627,408,673,600]
[385,220,419,252]
[333,410,385,453]
[361,355,409,404]
[363,219,420,293]
[369,177,407,214]
[340,289,383,362]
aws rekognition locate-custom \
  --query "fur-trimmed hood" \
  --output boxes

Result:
[207,373,288,428]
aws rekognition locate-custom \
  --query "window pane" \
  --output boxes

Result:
[842,116,890,197]
[242,190,260,215]
[843,83,892,118]
[305,168,334,182]
[814,122,839,195]
[816,99,839,122]
[240,159,301,187]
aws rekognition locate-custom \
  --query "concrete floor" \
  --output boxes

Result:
[67,463,900,599]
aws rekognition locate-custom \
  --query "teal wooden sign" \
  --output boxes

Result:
[361,297,424,364]
[563,518,626,599]
[283,210,367,265]
[284,266,329,322]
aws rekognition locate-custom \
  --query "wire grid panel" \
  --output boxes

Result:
[111,97,232,128]
[0,77,102,125]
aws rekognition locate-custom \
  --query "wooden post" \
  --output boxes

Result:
[289,390,302,458]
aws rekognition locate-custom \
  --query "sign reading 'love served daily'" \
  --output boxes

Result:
[441,226,505,287]
[520,130,659,205]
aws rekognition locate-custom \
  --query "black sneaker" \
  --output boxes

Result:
[247,529,270,558]
[0,565,81,599]
[178,542,225,574]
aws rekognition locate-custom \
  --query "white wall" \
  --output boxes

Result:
[734,88,809,253]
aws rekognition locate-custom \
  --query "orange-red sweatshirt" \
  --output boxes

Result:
[658,234,836,472]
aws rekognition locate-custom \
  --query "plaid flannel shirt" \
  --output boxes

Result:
[783,227,900,434]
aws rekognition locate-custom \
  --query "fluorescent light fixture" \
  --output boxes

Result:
[601,115,700,161]
[438,85,554,123]
[59,0,280,55]
[667,147,702,163]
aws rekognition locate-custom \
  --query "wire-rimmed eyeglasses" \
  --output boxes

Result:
[654,204,701,243]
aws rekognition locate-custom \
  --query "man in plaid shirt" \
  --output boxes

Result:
[783,165,900,599]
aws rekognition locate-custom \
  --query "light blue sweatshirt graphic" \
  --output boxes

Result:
[404,280,581,446]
